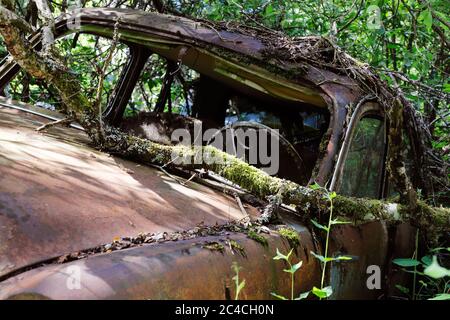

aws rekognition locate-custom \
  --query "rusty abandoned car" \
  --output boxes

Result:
[0,8,443,299]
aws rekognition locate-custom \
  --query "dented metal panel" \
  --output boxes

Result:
[0,232,320,300]
[0,106,259,278]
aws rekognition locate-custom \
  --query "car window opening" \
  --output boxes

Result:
[339,116,385,199]
[121,54,330,185]
[4,33,130,112]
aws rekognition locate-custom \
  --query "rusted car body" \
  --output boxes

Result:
[0,8,417,299]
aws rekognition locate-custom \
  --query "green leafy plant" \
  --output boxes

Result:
[393,247,450,300]
[231,262,246,300]
[271,248,309,300]
[309,183,352,299]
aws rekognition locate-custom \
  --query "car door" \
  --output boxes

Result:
[331,102,387,199]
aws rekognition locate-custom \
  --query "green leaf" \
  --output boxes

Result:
[329,191,337,200]
[418,280,428,288]
[271,292,288,300]
[387,43,401,49]
[309,182,321,190]
[395,284,410,295]
[424,256,450,279]
[311,219,329,232]
[288,261,303,274]
[335,255,353,261]
[283,260,302,274]
[264,4,274,16]
[274,248,293,262]
[313,255,353,263]
[312,286,333,299]
[392,258,421,267]
[428,293,450,300]
[236,279,246,295]
[419,9,433,30]
[286,248,293,261]
[231,261,242,274]
[273,248,288,261]
[421,255,432,266]
[443,84,450,93]
[310,251,326,263]
[330,219,352,225]
[295,291,310,300]
[430,247,449,253]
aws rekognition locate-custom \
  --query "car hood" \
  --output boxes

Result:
[0,101,258,279]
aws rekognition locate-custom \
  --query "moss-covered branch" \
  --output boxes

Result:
[100,126,449,244]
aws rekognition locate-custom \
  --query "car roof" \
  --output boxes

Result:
[0,100,258,279]
[58,8,333,107]
[0,8,359,109]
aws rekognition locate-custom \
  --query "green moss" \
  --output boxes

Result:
[228,239,246,255]
[202,241,225,253]
[310,130,332,180]
[332,196,387,223]
[278,227,300,247]
[247,230,268,247]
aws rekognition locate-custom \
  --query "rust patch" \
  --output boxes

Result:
[0,232,320,300]
[0,107,259,278]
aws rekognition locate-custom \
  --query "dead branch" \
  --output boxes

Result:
[33,0,55,54]
[35,117,72,131]
[92,18,121,143]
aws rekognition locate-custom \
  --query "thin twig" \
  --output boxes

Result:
[149,164,185,185]
[92,18,121,142]
[36,117,72,131]
[234,194,249,218]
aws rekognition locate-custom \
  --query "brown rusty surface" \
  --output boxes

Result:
[313,82,359,185]
[328,221,389,299]
[385,223,416,298]
[0,232,321,300]
[328,222,415,299]
[0,106,260,278]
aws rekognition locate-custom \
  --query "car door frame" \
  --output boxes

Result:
[329,101,388,199]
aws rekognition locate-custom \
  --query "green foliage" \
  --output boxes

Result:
[271,248,308,300]
[7,34,129,111]
[429,293,450,300]
[424,256,450,279]
[311,286,333,299]
[3,0,448,167]
[231,262,246,300]
[392,258,421,267]
[309,183,352,299]
[1,0,447,161]
[393,247,450,300]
